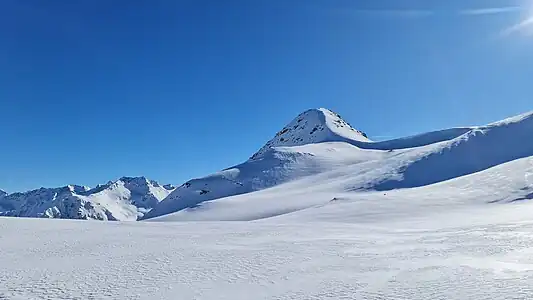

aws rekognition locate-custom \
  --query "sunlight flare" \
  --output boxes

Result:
[501,2,533,36]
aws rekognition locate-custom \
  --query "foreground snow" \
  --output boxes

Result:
[4,203,533,299]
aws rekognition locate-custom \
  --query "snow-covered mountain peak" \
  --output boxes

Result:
[118,176,148,184]
[0,177,175,221]
[66,185,91,194]
[115,176,167,189]
[0,189,7,198]
[251,108,370,159]
[88,177,157,193]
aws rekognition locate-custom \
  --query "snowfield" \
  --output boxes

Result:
[2,108,533,299]
[4,203,533,300]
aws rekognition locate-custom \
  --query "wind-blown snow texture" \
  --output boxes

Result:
[2,108,533,299]
[4,189,533,299]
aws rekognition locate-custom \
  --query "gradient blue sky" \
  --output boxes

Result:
[1,0,533,192]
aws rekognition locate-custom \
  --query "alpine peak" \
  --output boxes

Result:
[250,108,370,159]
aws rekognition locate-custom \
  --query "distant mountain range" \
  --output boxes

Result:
[2,108,533,222]
[0,177,173,220]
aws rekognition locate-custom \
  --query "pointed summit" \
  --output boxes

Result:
[65,185,91,194]
[251,108,370,159]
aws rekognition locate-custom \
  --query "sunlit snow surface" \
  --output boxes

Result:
[3,110,533,299]
[4,201,533,299]
[147,110,533,221]
[2,156,533,299]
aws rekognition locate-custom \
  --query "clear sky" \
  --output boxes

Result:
[1,0,533,192]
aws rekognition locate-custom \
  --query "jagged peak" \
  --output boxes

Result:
[250,108,370,159]
[66,185,91,194]
[82,176,168,195]
[117,176,162,188]
[88,176,154,190]
[119,176,147,182]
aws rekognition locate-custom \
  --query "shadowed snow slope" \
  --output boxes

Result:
[375,111,533,190]
[149,155,533,222]
[147,110,533,221]
[0,177,173,221]
[143,142,388,219]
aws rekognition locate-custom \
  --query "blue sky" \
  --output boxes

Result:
[1,0,533,192]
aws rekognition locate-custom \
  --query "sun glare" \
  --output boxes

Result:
[505,2,533,36]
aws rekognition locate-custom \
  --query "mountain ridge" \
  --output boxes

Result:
[0,176,173,220]
[2,108,533,222]
[145,109,533,221]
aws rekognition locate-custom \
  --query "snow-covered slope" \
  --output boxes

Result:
[6,197,533,300]
[4,109,533,299]
[3,108,533,224]
[148,155,533,222]
[143,108,375,220]
[0,177,173,221]
[143,143,387,219]
[375,111,533,190]
[147,109,533,222]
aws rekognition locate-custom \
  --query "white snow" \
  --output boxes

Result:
[143,108,376,220]
[0,177,173,221]
[4,198,533,299]
[2,108,533,299]
[147,109,533,221]
[251,108,371,160]
[143,142,388,220]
